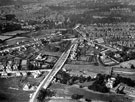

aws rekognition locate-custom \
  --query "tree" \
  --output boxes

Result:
[114,75,135,87]
[0,39,3,43]
[85,98,92,102]
[37,89,46,102]
[37,89,55,102]
[88,74,109,93]
[71,94,83,99]
[5,14,16,21]
[88,84,109,93]
[131,64,135,69]
[79,75,86,83]
[86,76,91,82]
[79,85,83,88]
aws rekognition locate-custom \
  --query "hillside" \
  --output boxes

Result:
[1,0,135,23]
[1,0,135,6]
[0,0,42,6]
[0,0,69,6]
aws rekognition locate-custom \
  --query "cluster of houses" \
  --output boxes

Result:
[0,52,57,69]
[0,37,58,77]
[0,40,41,57]
[70,42,78,60]
[110,7,132,14]
[0,58,28,73]
[83,23,135,48]
[0,54,57,77]
[113,83,135,98]
[106,77,135,98]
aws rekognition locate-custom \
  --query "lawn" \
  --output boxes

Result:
[64,64,111,75]
[0,77,31,102]
[0,71,49,102]
[50,83,133,102]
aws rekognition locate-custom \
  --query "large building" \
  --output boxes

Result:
[21,59,29,70]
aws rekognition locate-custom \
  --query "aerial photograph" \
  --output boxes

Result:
[1,0,135,102]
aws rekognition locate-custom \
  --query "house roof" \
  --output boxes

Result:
[21,60,27,65]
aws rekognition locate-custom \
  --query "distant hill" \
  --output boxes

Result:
[0,0,15,6]
[1,0,135,7]
[0,0,39,6]
[0,0,72,7]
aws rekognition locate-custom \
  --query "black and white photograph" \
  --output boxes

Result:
[0,0,135,102]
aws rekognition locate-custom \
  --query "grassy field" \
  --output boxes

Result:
[64,64,111,75]
[0,77,31,102]
[0,71,49,102]
[64,64,135,80]
[50,83,132,102]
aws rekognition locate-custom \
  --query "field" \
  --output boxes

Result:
[49,83,132,102]
[64,64,111,75]
[0,77,31,102]
[0,71,49,102]
[0,35,12,40]
[5,37,31,46]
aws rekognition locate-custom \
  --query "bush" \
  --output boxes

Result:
[71,94,83,99]
[88,74,109,93]
[37,89,46,102]
[37,89,55,102]
[79,85,83,88]
[85,98,92,102]
[88,84,109,93]
[114,75,135,87]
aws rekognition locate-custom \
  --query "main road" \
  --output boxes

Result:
[29,40,76,102]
